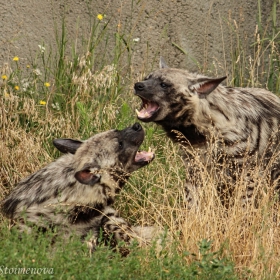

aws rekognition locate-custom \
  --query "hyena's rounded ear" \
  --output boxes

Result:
[53,138,83,154]
[75,166,101,185]
[189,76,227,97]
[159,56,169,69]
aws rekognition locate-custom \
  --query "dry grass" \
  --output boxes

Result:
[120,136,280,278]
[1,57,280,278]
[180,155,280,278]
[1,1,280,276]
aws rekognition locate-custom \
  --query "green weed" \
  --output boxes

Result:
[1,1,280,279]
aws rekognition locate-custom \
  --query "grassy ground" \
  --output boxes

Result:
[1,1,280,279]
[0,224,238,280]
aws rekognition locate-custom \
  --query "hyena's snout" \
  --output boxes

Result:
[124,123,144,145]
[131,122,142,132]
[121,123,155,172]
[134,81,160,122]
[125,123,145,137]
[134,82,145,91]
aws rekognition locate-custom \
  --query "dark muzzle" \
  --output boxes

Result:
[132,123,142,132]
[134,82,145,91]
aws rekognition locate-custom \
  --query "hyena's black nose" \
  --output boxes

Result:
[134,82,145,91]
[132,123,142,131]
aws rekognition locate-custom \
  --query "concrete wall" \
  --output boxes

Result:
[0,0,277,74]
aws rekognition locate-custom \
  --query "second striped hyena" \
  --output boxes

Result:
[1,123,156,250]
[134,58,280,209]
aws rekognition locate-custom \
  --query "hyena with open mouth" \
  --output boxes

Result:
[134,58,280,209]
[1,123,156,251]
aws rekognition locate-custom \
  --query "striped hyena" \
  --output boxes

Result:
[134,58,280,208]
[1,123,156,250]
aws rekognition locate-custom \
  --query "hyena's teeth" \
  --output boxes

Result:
[135,109,140,115]
[148,147,151,153]
[148,155,154,162]
[144,112,150,117]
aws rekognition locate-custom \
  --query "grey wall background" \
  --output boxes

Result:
[0,0,277,75]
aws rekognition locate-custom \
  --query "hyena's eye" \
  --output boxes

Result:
[119,141,124,149]
[160,82,168,88]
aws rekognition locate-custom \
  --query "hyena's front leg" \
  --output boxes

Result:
[102,211,132,245]
[86,206,162,254]
[85,206,132,254]
[85,206,133,252]
[102,215,163,249]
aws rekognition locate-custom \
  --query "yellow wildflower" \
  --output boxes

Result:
[97,14,103,20]
[44,82,51,87]
[39,100,47,105]
[26,65,30,68]
[13,56,19,61]
[1,75,7,80]
[14,85,19,90]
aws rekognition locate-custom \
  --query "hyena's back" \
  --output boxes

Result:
[200,85,280,158]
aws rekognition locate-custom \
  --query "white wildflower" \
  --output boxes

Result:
[52,102,61,111]
[38,45,45,53]
[21,79,30,92]
[33,68,42,76]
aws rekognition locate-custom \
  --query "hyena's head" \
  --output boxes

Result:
[134,57,226,126]
[53,123,154,186]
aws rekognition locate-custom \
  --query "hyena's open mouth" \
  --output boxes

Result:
[135,97,160,121]
[134,147,155,166]
[126,122,155,169]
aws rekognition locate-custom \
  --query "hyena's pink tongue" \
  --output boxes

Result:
[135,149,155,163]
[135,101,159,119]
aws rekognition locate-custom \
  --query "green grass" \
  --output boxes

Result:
[1,1,280,279]
[229,0,280,92]
[0,225,237,280]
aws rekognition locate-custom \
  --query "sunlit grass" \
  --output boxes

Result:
[0,1,280,279]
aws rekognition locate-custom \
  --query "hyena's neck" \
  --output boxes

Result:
[157,122,206,146]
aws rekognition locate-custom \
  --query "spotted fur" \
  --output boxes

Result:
[134,58,280,208]
[1,123,156,250]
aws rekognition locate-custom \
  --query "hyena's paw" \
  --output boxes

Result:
[101,215,135,257]
[103,215,132,245]
[85,237,98,254]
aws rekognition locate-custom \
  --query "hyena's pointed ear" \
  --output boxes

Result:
[53,138,83,154]
[159,56,169,69]
[75,166,101,185]
[189,76,227,97]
